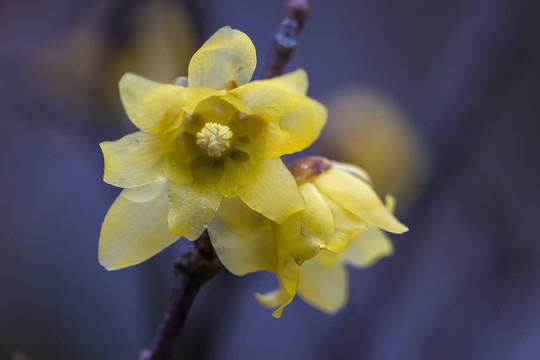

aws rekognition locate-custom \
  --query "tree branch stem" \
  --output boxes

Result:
[149,231,219,360]
[262,0,314,79]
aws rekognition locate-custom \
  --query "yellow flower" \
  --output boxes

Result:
[99,27,327,270]
[208,157,408,317]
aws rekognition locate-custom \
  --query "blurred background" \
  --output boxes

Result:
[1,0,540,359]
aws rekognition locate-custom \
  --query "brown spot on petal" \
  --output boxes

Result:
[287,156,333,183]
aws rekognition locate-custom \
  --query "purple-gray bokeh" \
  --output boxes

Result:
[2,0,540,359]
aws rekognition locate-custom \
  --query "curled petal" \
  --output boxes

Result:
[275,183,333,260]
[314,169,408,233]
[188,26,256,89]
[238,158,304,223]
[320,193,366,252]
[208,197,277,275]
[100,131,168,188]
[255,250,301,318]
[231,70,326,157]
[119,73,184,134]
[168,181,222,240]
[99,180,179,270]
[264,98,327,158]
[297,251,348,314]
[182,86,223,114]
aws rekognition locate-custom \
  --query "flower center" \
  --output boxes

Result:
[196,122,233,157]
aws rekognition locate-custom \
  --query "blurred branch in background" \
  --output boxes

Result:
[262,0,314,79]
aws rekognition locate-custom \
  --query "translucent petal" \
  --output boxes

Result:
[297,251,348,314]
[208,197,277,275]
[99,180,179,270]
[255,250,301,318]
[167,181,222,240]
[182,86,223,114]
[275,183,333,260]
[119,73,184,134]
[343,225,394,268]
[218,156,255,197]
[238,158,304,223]
[188,26,256,88]
[314,169,408,233]
[221,93,253,115]
[100,131,168,188]
[320,193,366,252]
[230,70,326,157]
[264,98,327,158]
[230,78,305,122]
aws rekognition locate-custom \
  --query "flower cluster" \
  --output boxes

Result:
[99,27,407,316]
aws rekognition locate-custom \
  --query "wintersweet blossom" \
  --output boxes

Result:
[99,27,326,270]
[208,157,408,317]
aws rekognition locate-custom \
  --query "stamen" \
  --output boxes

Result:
[196,122,233,157]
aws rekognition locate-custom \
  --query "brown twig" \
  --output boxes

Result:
[262,0,314,79]
[149,231,219,360]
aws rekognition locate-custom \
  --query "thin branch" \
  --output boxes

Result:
[149,231,219,360]
[262,0,314,79]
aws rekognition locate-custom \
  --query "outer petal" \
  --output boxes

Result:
[314,169,408,233]
[255,248,301,318]
[343,225,394,268]
[182,86,223,114]
[208,197,277,275]
[238,158,304,223]
[230,74,305,121]
[264,98,326,157]
[188,26,256,88]
[297,251,348,314]
[231,70,326,157]
[275,183,333,261]
[100,131,168,188]
[168,181,222,240]
[119,73,184,134]
[99,179,179,270]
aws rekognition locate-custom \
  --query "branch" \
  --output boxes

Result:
[262,0,314,79]
[149,231,219,360]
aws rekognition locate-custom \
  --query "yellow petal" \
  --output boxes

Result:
[264,98,327,157]
[188,26,256,89]
[167,181,222,240]
[119,73,184,134]
[99,179,179,270]
[238,158,304,223]
[255,250,301,318]
[297,252,348,313]
[220,93,253,115]
[320,193,366,252]
[265,69,308,95]
[343,225,394,268]
[182,86,223,114]
[100,131,168,188]
[230,70,326,157]
[314,169,408,233]
[275,182,333,260]
[208,197,277,275]
[230,77,305,122]
[218,155,256,197]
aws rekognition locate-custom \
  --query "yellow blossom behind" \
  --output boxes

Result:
[208,157,407,317]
